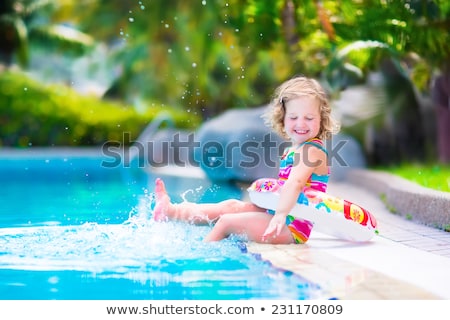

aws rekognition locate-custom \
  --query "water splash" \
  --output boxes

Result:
[0,199,240,273]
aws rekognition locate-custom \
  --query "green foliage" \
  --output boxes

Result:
[379,163,450,193]
[73,0,295,117]
[0,0,94,67]
[327,0,450,88]
[0,71,200,147]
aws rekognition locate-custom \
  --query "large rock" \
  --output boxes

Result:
[193,106,285,182]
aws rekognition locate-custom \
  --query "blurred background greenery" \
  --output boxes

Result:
[1,0,449,168]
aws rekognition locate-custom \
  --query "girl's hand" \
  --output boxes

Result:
[262,214,286,242]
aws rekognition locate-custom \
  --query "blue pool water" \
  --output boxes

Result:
[0,150,324,299]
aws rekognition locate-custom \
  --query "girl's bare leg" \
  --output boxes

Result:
[204,212,295,244]
[153,178,264,223]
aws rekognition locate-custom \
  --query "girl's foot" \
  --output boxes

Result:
[153,178,173,221]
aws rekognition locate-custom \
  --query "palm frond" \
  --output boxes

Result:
[13,17,29,66]
[37,24,94,47]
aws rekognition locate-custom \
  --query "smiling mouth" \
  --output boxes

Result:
[294,129,309,134]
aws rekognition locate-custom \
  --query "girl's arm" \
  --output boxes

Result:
[262,145,326,240]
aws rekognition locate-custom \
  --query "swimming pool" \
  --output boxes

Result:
[0,149,324,299]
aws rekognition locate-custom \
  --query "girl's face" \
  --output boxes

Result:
[283,96,321,145]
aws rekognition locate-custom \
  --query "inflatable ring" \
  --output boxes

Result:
[248,178,378,242]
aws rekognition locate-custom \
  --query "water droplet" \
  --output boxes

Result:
[129,17,134,22]
[48,276,59,285]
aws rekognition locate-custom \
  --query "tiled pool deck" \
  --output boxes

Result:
[247,181,450,300]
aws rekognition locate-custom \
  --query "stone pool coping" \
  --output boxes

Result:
[345,169,450,231]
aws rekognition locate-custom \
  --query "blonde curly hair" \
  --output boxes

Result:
[262,75,340,140]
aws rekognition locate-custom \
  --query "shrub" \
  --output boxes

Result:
[0,71,200,147]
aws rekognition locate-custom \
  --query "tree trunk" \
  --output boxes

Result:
[281,0,299,54]
[431,71,450,163]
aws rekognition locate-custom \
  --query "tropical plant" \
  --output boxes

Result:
[0,0,94,69]
[0,70,200,147]
[68,0,337,120]
[319,0,450,164]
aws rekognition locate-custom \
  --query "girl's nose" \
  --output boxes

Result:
[296,118,306,127]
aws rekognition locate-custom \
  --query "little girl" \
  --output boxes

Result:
[153,75,340,244]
